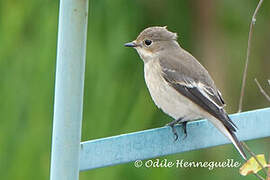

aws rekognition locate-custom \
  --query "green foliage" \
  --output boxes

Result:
[0,0,269,179]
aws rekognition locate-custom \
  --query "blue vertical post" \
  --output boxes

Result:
[50,0,88,180]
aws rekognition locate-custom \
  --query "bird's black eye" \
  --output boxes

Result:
[144,39,152,46]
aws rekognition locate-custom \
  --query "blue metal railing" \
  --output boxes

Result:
[50,0,88,180]
[79,108,270,171]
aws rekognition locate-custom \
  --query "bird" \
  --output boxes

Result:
[124,26,247,160]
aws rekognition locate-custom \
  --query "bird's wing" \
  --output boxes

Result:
[159,56,237,132]
[158,54,247,160]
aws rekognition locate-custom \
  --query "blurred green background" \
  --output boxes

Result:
[0,0,269,179]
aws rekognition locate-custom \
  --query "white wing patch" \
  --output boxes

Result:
[197,82,224,109]
[170,78,224,109]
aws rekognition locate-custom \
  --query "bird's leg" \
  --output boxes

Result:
[166,118,184,141]
[167,120,178,141]
[182,121,187,139]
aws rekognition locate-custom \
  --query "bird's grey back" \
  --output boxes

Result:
[158,47,215,88]
[157,45,226,109]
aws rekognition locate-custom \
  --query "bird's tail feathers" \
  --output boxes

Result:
[209,117,247,160]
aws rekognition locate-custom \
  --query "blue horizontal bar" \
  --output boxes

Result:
[80,108,270,171]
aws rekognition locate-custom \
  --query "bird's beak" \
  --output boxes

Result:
[124,41,138,47]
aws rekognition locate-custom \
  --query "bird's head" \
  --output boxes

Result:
[125,26,179,63]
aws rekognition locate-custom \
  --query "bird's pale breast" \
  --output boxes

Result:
[144,59,202,121]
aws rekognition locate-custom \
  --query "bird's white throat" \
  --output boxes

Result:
[135,47,155,63]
